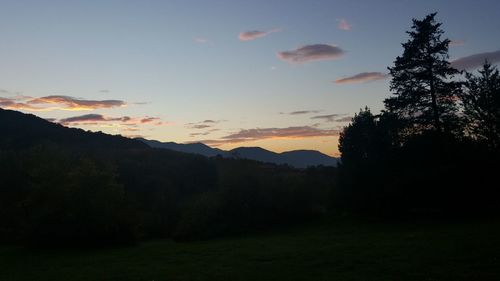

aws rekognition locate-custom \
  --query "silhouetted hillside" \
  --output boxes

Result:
[229,147,338,168]
[140,138,228,157]
[0,108,147,151]
[140,139,338,168]
[280,150,339,168]
[0,108,334,246]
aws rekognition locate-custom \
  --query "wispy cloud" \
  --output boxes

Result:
[1,95,127,111]
[58,114,169,127]
[239,28,280,41]
[281,110,321,115]
[192,124,212,129]
[311,114,341,122]
[197,126,339,146]
[27,95,125,111]
[311,114,352,123]
[449,40,465,47]
[334,116,353,122]
[59,114,124,125]
[202,119,218,123]
[194,37,214,46]
[140,117,161,124]
[0,96,41,111]
[337,19,351,31]
[277,44,345,63]
[451,50,500,70]
[186,119,225,130]
[335,72,389,84]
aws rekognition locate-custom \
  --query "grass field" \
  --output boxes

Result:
[1,217,500,281]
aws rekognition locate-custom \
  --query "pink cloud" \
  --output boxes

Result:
[197,126,339,146]
[451,50,500,70]
[335,72,389,84]
[58,114,169,127]
[337,19,351,31]
[239,28,280,41]
[277,44,345,63]
[194,37,214,45]
[449,40,465,47]
[1,95,130,111]
[27,95,125,110]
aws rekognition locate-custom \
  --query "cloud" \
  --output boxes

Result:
[124,134,145,139]
[1,94,127,111]
[337,19,351,31]
[192,124,212,129]
[140,117,161,123]
[334,116,353,122]
[449,40,465,47]
[27,95,125,111]
[197,126,339,146]
[451,50,500,70]
[311,114,352,123]
[311,114,341,122]
[277,44,345,63]
[189,128,220,137]
[0,97,42,111]
[59,114,128,125]
[239,28,280,41]
[186,119,225,129]
[194,37,214,46]
[58,114,169,127]
[335,72,389,84]
[291,110,321,115]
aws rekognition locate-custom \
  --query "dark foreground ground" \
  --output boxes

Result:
[1,217,500,281]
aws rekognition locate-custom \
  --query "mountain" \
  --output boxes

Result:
[279,150,339,168]
[139,139,338,168]
[139,139,228,157]
[0,108,337,169]
[229,147,338,169]
[0,108,147,151]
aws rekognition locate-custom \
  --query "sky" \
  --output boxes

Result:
[1,0,500,156]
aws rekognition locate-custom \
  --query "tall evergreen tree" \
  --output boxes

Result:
[385,13,460,134]
[460,61,500,148]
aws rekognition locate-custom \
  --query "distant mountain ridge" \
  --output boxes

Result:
[139,139,228,157]
[0,108,337,169]
[140,139,338,168]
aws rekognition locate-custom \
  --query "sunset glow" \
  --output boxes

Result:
[1,0,499,156]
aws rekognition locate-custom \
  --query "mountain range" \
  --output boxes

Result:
[0,108,338,169]
[139,139,338,168]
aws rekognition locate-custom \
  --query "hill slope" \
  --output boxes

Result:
[140,138,228,157]
[140,138,338,168]
[0,108,147,151]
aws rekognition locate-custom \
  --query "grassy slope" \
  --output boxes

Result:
[1,218,500,281]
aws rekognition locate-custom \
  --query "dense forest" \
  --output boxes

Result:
[0,109,334,246]
[1,13,499,248]
[336,13,500,216]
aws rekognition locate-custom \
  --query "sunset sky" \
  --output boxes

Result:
[1,0,500,156]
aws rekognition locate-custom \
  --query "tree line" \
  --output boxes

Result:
[0,110,334,246]
[336,13,500,215]
[1,13,498,248]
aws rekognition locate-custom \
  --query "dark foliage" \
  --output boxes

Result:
[460,62,500,148]
[0,108,333,246]
[336,13,500,217]
[385,13,461,135]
